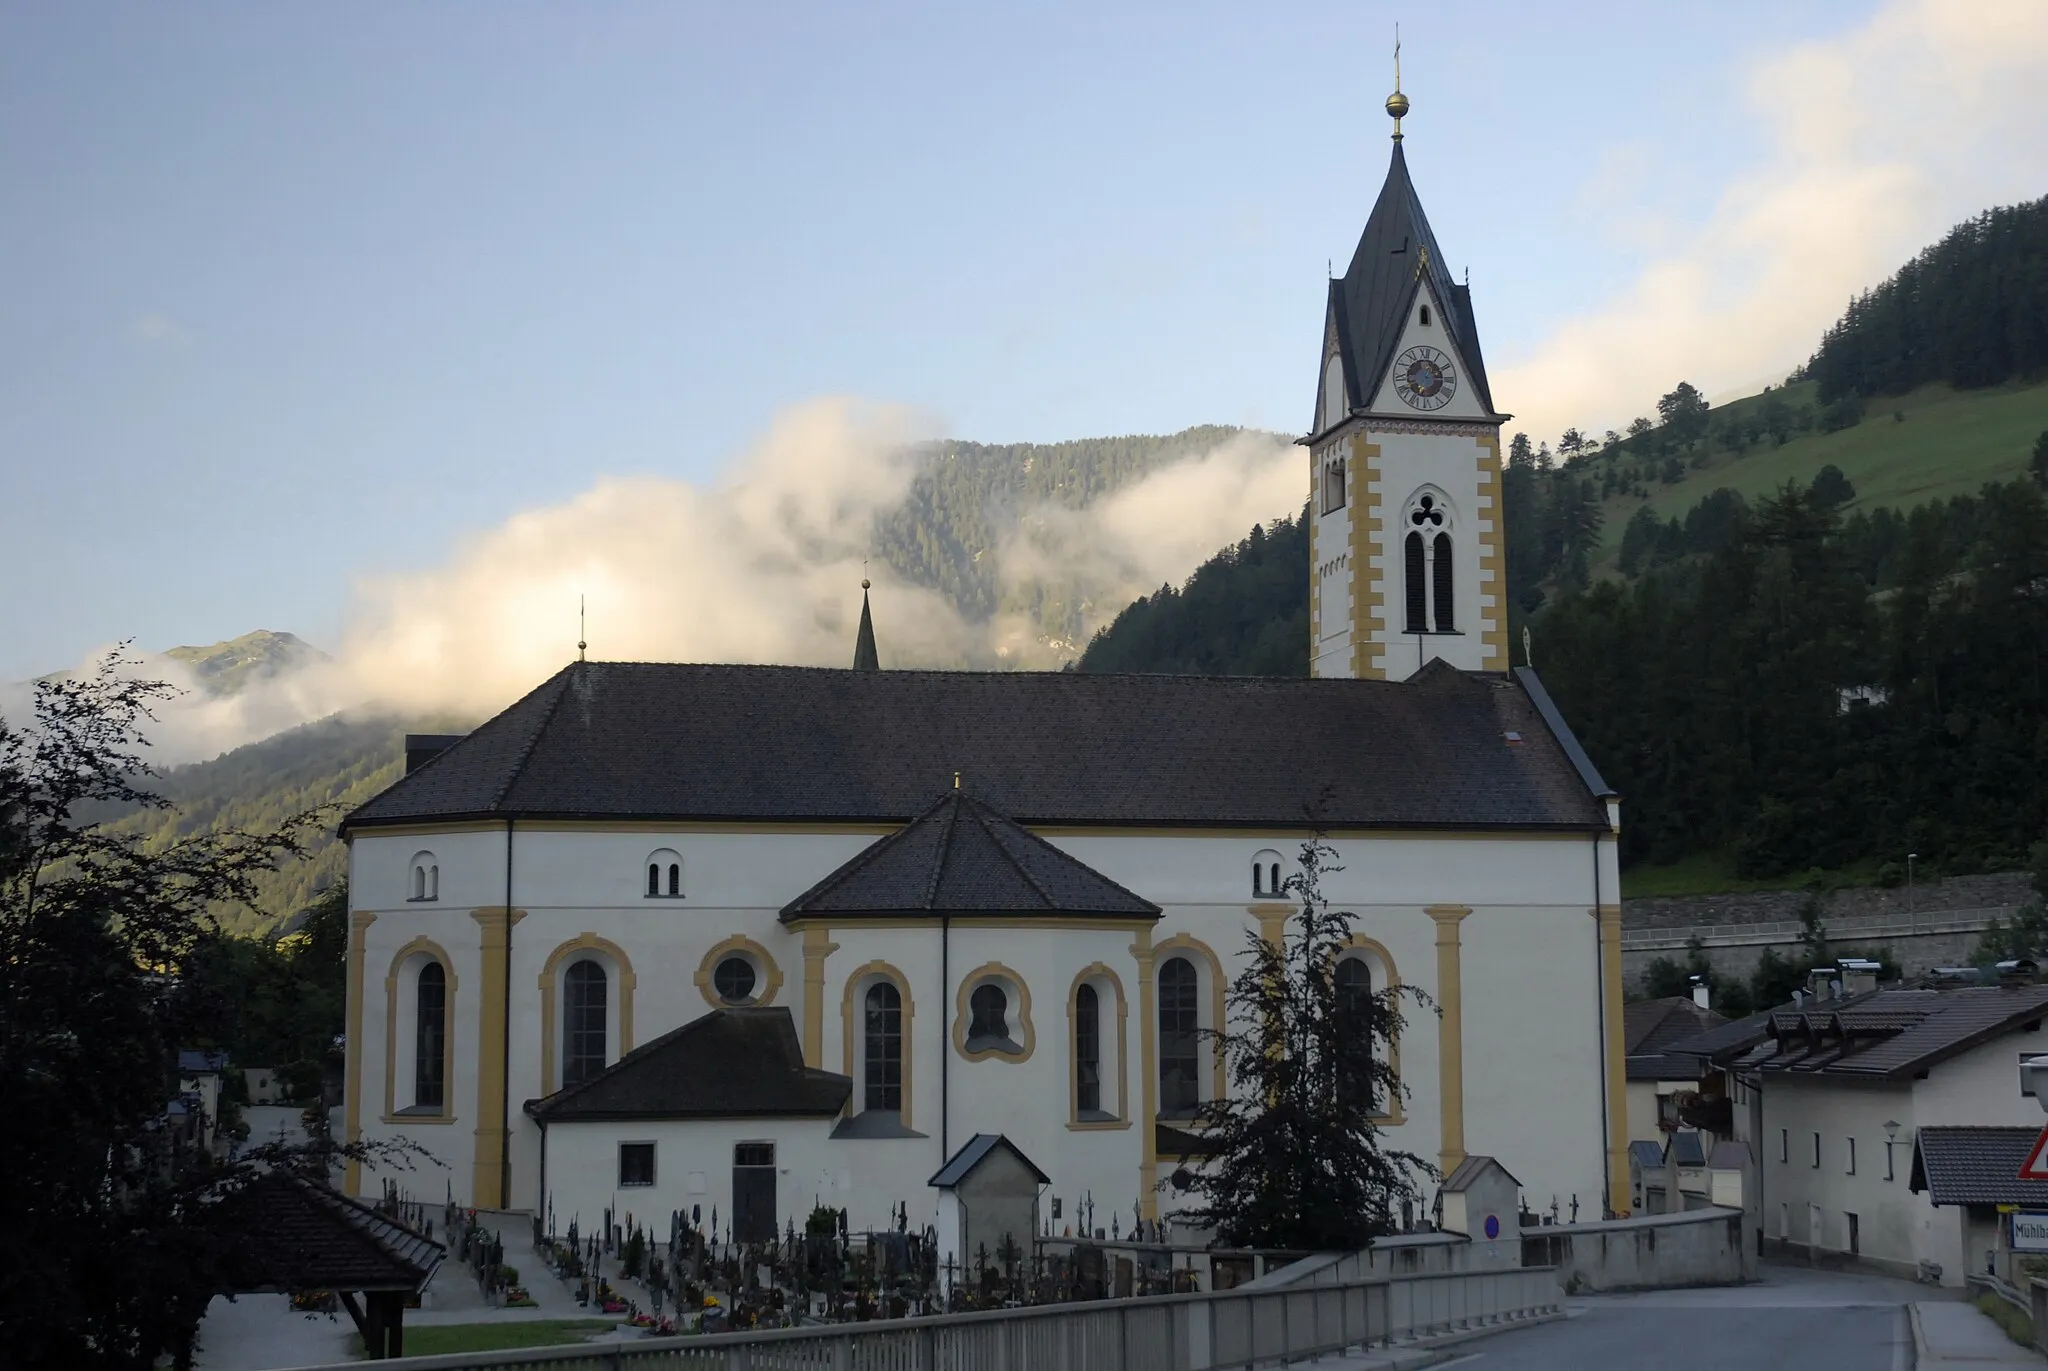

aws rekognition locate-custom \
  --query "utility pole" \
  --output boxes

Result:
[1908,853,1918,933]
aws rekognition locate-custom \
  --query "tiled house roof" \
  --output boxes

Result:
[341,662,1611,833]
[221,1175,444,1294]
[1624,998,1729,1081]
[781,791,1158,920]
[1911,1126,2048,1207]
[526,1008,850,1122]
[1739,986,2048,1082]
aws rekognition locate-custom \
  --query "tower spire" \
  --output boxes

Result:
[1387,25,1409,141]
[853,578,880,671]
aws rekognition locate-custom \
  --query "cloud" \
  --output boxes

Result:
[129,312,189,347]
[21,399,1300,763]
[1493,0,2048,441]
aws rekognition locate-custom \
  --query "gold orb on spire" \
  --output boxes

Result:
[1386,90,1409,121]
[861,577,871,590]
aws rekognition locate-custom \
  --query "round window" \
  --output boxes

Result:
[713,956,757,1004]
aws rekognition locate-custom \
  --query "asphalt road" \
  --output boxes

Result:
[1419,1266,1926,1371]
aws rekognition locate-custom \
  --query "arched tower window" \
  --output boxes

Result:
[1321,456,1347,514]
[1075,984,1101,1115]
[1159,957,1200,1118]
[414,961,446,1110]
[1323,354,1346,431]
[563,960,608,1088]
[864,981,903,1113]
[644,849,683,898]
[1403,491,1456,634]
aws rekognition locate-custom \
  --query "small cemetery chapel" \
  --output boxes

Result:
[340,92,1632,1237]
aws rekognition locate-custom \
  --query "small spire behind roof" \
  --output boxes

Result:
[853,577,880,671]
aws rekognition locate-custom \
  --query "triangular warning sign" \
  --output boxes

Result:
[2018,1124,2048,1181]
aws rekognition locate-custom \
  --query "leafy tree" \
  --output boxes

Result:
[1809,464,1857,510]
[0,652,405,1369]
[2031,430,2048,490]
[1657,382,1711,450]
[1177,839,1434,1248]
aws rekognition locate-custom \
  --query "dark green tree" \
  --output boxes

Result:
[1657,382,1711,450]
[1178,839,1434,1248]
[2031,430,2048,490]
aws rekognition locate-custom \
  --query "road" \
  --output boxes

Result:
[1418,1266,1933,1370]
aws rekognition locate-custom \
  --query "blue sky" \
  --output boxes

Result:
[4,0,2041,683]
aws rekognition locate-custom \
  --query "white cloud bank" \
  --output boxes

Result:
[1496,0,2048,441]
[20,400,1298,764]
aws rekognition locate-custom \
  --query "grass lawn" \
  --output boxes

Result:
[359,1319,618,1358]
[1619,850,1883,899]
[1591,376,2048,564]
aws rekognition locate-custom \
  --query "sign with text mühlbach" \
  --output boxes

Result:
[2011,1212,2048,1253]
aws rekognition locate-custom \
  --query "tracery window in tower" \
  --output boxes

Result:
[863,981,903,1113]
[1321,457,1347,514]
[1159,956,1200,1117]
[563,960,608,1088]
[1402,491,1456,634]
[414,961,446,1110]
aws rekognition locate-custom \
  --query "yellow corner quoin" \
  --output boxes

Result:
[801,926,839,1068]
[1426,905,1472,1177]
[1474,435,1510,669]
[468,906,526,1210]
[343,910,376,1196]
[1354,436,1387,679]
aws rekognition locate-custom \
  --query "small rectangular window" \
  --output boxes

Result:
[1779,1128,1788,1163]
[619,1142,655,1187]
[1846,1137,1856,1176]
[1812,1132,1821,1168]
[734,1142,775,1168]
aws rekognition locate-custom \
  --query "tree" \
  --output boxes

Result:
[0,651,403,1369]
[1507,433,1535,469]
[2031,430,2048,490]
[1809,464,1857,510]
[1177,838,1434,1248]
[1657,382,1711,450]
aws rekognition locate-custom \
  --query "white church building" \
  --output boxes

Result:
[340,102,1632,1240]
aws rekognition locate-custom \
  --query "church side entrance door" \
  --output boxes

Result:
[733,1142,776,1243]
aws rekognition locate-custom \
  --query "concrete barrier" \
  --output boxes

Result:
[1520,1207,1752,1293]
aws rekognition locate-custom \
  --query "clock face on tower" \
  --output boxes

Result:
[1392,346,1458,411]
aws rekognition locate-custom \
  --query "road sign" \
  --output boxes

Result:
[2018,1124,2048,1181]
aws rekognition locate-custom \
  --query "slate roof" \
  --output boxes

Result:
[179,1048,228,1074]
[929,1133,1050,1189]
[1624,998,1729,1082]
[526,1008,850,1122]
[1315,141,1496,435]
[1737,986,2048,1082]
[342,662,1610,833]
[1911,1126,2048,1207]
[221,1174,445,1294]
[1442,1155,1520,1192]
[781,791,1158,921]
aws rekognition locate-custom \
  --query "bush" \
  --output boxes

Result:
[1876,861,1904,889]
[1973,1293,2034,1348]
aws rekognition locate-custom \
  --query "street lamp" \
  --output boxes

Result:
[1907,853,1918,931]
[1884,1119,1901,1182]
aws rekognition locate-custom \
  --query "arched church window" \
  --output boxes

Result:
[409,852,439,902]
[864,982,903,1113]
[1403,491,1456,634]
[1251,849,1284,898]
[1159,957,1200,1118]
[414,961,446,1111]
[1323,354,1346,431]
[967,984,1009,1049]
[1075,984,1101,1115]
[1419,304,1432,327]
[1321,457,1347,514]
[564,960,608,1088]
[644,849,684,898]
[1334,956,1374,1111]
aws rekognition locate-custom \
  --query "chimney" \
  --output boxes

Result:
[1839,958,1881,996]
[1807,968,1838,1003]
[405,733,466,775]
[1691,977,1711,1011]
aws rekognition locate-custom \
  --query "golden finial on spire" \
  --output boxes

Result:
[1386,24,1409,140]
[577,594,587,662]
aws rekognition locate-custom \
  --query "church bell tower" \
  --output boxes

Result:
[1306,72,1509,681]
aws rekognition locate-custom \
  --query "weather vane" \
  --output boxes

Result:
[578,594,587,663]
[1387,24,1409,141]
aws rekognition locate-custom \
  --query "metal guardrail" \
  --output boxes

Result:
[1622,908,2011,953]
[291,1264,1563,1371]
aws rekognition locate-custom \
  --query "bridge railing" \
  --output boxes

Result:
[291,1263,1563,1371]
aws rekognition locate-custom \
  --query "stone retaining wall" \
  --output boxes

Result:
[1624,871,2033,931]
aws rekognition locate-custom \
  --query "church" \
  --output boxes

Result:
[339,90,1631,1241]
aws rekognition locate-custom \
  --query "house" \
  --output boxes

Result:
[1624,995,1730,1144]
[339,102,1637,1237]
[177,1048,230,1155]
[1726,982,2048,1284]
[1910,1126,2048,1285]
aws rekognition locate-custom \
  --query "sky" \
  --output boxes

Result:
[3,0,2046,692]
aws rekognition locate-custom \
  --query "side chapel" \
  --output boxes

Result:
[341,88,1631,1238]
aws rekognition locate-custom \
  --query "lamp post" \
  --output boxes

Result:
[1907,853,1918,932]
[1884,1119,1901,1183]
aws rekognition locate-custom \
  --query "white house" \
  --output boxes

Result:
[338,111,1635,1239]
